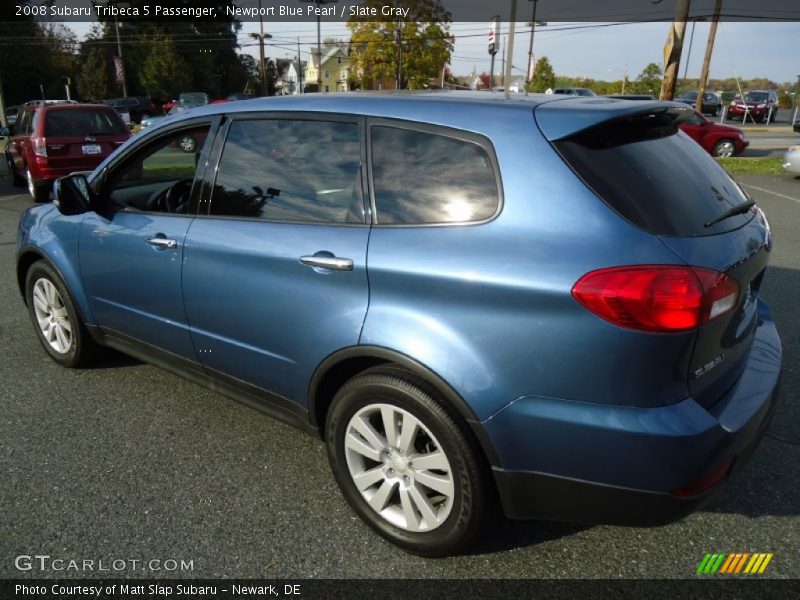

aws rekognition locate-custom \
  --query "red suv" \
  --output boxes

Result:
[5,102,129,202]
[728,90,780,123]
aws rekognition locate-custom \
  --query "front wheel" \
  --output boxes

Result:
[326,366,491,557]
[712,139,736,158]
[25,260,100,367]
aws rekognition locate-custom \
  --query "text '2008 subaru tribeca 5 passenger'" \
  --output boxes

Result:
[17,93,781,556]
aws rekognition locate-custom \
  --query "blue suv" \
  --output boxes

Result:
[16,94,782,556]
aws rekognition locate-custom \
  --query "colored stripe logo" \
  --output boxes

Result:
[697,553,773,574]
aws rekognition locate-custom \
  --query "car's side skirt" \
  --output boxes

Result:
[87,325,318,437]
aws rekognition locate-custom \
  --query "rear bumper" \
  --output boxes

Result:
[485,300,781,524]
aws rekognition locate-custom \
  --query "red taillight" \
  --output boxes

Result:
[572,266,739,333]
[32,137,47,158]
[672,458,734,497]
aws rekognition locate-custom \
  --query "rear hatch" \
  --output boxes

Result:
[536,98,772,410]
[41,107,129,171]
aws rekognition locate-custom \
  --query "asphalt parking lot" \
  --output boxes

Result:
[0,173,798,580]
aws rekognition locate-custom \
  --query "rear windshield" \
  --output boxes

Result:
[45,108,126,137]
[553,112,753,237]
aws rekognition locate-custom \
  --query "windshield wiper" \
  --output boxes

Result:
[703,199,756,228]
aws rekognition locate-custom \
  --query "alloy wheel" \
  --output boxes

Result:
[32,277,73,354]
[343,403,455,532]
[713,141,735,158]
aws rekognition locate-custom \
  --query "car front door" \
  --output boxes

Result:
[79,119,217,360]
[181,114,370,405]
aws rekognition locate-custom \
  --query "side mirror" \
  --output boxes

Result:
[53,173,93,216]
[0,127,9,137]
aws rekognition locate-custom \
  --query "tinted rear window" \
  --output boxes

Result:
[371,126,499,225]
[554,113,752,236]
[45,108,126,137]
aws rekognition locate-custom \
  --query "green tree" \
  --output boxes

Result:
[634,62,663,95]
[139,38,190,100]
[347,0,453,90]
[76,47,112,101]
[527,56,555,93]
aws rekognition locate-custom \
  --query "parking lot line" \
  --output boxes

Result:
[741,184,800,205]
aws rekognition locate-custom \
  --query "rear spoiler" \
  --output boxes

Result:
[534,98,693,141]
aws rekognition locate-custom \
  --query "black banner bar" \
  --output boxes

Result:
[3,579,800,600]
[5,0,800,23]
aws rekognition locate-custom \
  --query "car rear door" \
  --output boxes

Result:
[181,113,370,405]
[79,118,218,360]
[42,107,129,172]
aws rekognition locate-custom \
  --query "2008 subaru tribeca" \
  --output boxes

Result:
[16,93,781,556]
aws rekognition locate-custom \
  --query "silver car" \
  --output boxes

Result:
[784,145,800,176]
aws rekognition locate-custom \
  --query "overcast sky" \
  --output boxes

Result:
[67,20,800,85]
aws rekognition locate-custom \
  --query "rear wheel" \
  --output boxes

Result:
[25,260,100,367]
[712,139,736,158]
[6,153,24,187]
[26,168,50,202]
[326,366,491,557]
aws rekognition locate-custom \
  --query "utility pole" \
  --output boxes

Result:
[488,15,499,89]
[526,0,543,86]
[504,0,518,99]
[695,0,722,115]
[114,14,128,101]
[297,37,303,94]
[659,0,691,100]
[258,0,266,95]
[300,0,337,93]
[395,25,403,90]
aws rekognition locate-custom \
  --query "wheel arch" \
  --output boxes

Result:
[17,247,94,325]
[308,345,501,466]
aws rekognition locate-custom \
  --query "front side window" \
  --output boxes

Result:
[105,125,211,214]
[210,118,363,224]
[370,125,499,225]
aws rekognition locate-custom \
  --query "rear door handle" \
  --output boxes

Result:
[146,237,178,250]
[299,255,353,271]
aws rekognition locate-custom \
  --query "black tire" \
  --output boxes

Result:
[6,153,24,187]
[25,260,100,368]
[26,168,51,202]
[326,366,491,557]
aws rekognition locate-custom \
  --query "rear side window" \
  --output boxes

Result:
[371,126,499,225]
[45,109,126,137]
[554,113,752,236]
[211,118,363,223]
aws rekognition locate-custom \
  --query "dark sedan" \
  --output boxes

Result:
[676,91,722,116]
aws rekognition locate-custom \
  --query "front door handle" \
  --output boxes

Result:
[146,237,178,250]
[299,255,353,271]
